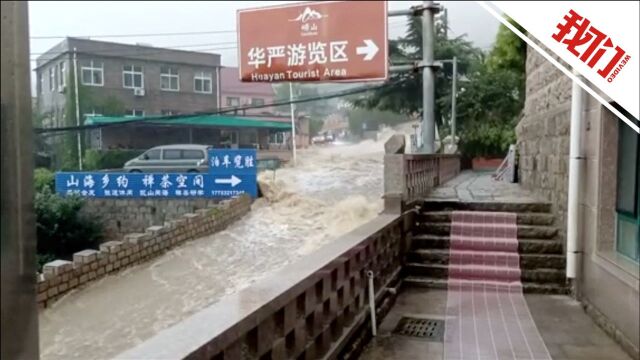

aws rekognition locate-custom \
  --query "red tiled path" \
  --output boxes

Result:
[444,211,551,359]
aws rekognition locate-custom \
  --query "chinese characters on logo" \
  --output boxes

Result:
[552,10,631,82]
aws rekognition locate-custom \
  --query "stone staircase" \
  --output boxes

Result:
[404,201,568,294]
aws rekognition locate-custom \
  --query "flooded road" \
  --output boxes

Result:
[39,128,407,359]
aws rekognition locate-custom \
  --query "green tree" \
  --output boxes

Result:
[345,108,409,136]
[486,19,526,74]
[352,10,526,158]
[351,13,483,128]
[273,83,334,137]
[58,66,125,170]
[273,83,332,117]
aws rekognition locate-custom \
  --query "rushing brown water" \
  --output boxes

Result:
[39,127,409,360]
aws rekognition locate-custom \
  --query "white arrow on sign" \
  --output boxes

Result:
[215,175,242,187]
[356,39,379,61]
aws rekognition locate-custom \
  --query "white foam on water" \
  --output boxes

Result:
[39,123,415,360]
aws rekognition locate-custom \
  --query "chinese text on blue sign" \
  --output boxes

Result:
[55,149,258,199]
[208,149,257,198]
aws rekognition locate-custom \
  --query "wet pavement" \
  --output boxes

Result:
[427,171,542,203]
[360,288,632,360]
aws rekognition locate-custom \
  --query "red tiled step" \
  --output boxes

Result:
[405,263,566,283]
[410,235,563,254]
[407,249,566,269]
[448,249,520,268]
[418,222,558,239]
[403,276,568,294]
[447,264,521,282]
[418,211,555,226]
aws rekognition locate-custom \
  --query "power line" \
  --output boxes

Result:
[31,46,238,65]
[34,79,399,135]
[30,30,237,40]
[30,41,238,57]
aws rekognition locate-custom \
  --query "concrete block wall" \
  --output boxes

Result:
[516,43,573,241]
[37,195,252,309]
[81,198,220,241]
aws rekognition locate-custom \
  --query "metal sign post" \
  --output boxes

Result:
[289,82,297,166]
[422,1,437,154]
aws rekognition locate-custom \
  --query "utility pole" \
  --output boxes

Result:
[451,56,457,141]
[289,82,297,166]
[442,7,448,39]
[73,47,83,170]
[422,1,437,153]
[1,1,40,359]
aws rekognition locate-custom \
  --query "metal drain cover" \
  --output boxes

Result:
[393,317,444,341]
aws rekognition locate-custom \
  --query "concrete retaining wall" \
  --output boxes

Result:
[37,195,252,309]
[81,198,220,241]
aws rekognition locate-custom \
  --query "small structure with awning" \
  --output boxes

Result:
[85,114,305,162]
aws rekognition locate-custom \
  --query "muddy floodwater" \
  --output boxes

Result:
[39,127,410,359]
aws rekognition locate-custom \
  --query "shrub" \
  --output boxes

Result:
[83,149,143,170]
[459,121,516,158]
[34,168,55,192]
[37,253,57,272]
[34,187,103,259]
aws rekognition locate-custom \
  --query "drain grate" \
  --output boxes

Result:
[393,317,444,341]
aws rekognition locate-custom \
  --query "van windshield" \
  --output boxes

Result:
[142,149,161,160]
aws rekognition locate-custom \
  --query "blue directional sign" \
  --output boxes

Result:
[55,149,259,199]
[208,149,258,198]
[55,171,257,199]
[56,173,211,198]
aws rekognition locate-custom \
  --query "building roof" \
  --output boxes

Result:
[85,114,291,130]
[35,37,221,70]
[220,67,275,97]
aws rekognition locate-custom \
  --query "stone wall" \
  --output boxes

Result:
[516,44,573,241]
[37,195,252,308]
[82,198,220,241]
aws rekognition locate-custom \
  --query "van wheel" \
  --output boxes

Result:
[187,169,199,173]
[129,169,142,173]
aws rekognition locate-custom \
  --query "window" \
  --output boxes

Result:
[226,97,240,106]
[39,73,44,95]
[251,98,265,106]
[160,66,179,91]
[123,65,144,88]
[81,61,104,86]
[161,110,176,116]
[270,132,285,144]
[194,71,212,93]
[142,149,161,160]
[162,149,181,160]
[58,61,66,89]
[182,150,205,160]
[220,130,238,146]
[49,67,56,91]
[615,117,640,262]
[125,109,144,117]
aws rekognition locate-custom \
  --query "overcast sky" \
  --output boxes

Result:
[28,1,499,70]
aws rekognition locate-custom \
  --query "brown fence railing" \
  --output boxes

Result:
[384,153,461,210]
[116,213,412,360]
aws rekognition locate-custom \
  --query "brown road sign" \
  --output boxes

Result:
[237,1,388,83]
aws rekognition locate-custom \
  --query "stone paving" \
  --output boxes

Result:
[426,171,543,203]
[360,288,632,360]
